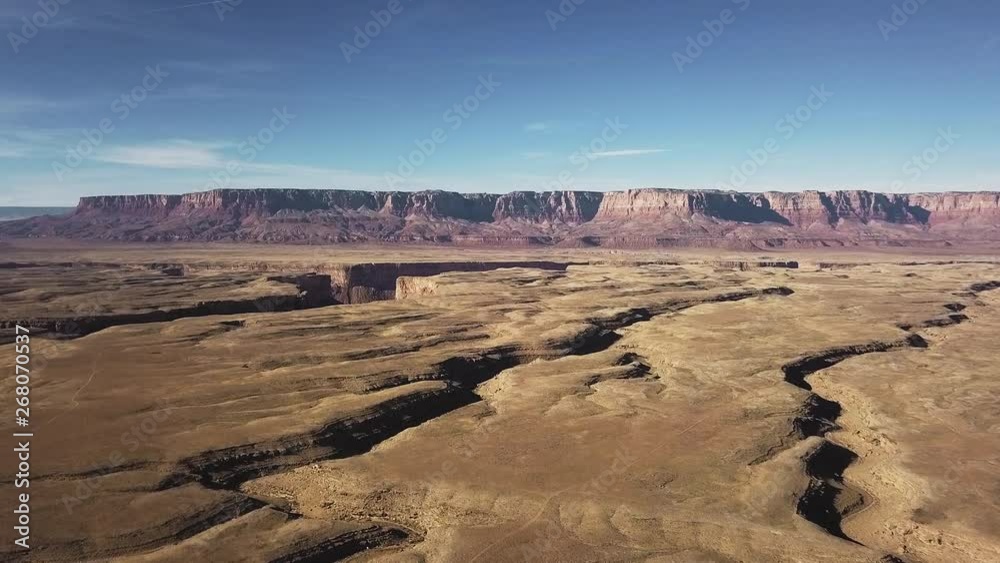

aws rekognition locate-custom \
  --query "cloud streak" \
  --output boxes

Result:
[0,96,84,115]
[169,60,277,75]
[96,140,231,169]
[144,0,234,14]
[523,122,554,133]
[87,139,391,189]
[520,151,550,160]
[590,149,670,159]
[0,128,85,160]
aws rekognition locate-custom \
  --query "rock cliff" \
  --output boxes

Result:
[3,188,999,249]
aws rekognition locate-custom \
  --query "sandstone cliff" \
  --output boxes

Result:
[3,188,998,249]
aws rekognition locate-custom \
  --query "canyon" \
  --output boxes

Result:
[1,240,999,562]
[3,188,1000,249]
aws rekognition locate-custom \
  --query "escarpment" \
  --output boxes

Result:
[4,188,999,248]
[0,272,335,339]
[328,261,576,304]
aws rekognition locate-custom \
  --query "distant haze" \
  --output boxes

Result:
[0,207,74,222]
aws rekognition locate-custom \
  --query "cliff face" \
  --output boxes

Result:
[78,194,184,215]
[5,188,999,248]
[909,192,1000,223]
[493,191,603,224]
[328,261,573,303]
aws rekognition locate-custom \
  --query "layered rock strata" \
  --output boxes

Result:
[4,188,998,248]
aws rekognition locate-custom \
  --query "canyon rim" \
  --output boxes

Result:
[3,187,1000,249]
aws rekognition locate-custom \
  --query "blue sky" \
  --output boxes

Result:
[1,0,998,205]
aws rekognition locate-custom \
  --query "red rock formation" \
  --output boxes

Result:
[77,194,183,215]
[910,192,1000,224]
[493,191,603,224]
[3,188,999,249]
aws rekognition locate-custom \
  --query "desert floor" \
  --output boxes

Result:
[1,240,999,563]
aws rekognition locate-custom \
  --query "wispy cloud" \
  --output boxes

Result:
[523,122,554,133]
[96,140,232,169]
[152,84,235,101]
[2,1,242,49]
[0,128,82,159]
[0,146,29,158]
[0,96,83,115]
[144,0,234,14]
[2,157,394,206]
[520,151,550,160]
[590,149,670,159]
[91,139,388,184]
[169,60,277,75]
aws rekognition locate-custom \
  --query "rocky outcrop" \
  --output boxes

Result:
[493,191,603,224]
[593,189,783,224]
[395,276,440,299]
[77,194,184,214]
[3,188,999,248]
[708,260,799,271]
[328,261,575,304]
[762,191,924,226]
[0,273,334,339]
[909,192,1000,224]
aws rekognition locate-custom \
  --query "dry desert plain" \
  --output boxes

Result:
[1,240,1000,563]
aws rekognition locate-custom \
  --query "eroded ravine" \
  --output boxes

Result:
[0,272,337,340]
[777,281,1000,556]
[0,261,582,340]
[780,335,928,542]
[96,285,794,562]
[164,287,793,491]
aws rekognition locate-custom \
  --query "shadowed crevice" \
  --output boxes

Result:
[778,281,1000,546]
[797,441,863,542]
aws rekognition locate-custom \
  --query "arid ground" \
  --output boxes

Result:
[2,240,999,562]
